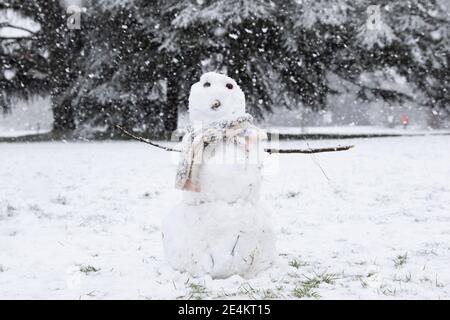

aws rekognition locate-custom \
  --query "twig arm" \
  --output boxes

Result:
[114,125,181,152]
[264,145,354,154]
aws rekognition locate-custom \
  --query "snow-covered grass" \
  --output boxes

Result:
[1,136,449,299]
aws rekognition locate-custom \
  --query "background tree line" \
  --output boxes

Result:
[1,0,449,137]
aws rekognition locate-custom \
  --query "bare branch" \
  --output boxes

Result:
[114,125,181,152]
[0,23,37,35]
[0,36,36,41]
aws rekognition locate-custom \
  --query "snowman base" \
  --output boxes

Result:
[162,200,276,279]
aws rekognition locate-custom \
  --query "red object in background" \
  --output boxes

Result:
[401,115,410,129]
[401,115,410,125]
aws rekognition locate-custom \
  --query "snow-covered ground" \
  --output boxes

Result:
[1,136,449,299]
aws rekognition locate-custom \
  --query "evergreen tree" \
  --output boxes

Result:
[3,0,450,135]
[164,0,282,117]
[1,0,86,131]
[277,0,354,112]
[1,2,47,113]
[389,0,450,127]
[68,0,202,136]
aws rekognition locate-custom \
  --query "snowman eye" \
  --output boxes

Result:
[226,83,233,89]
[203,82,211,88]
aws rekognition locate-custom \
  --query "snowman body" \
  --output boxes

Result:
[186,139,263,204]
[162,72,275,279]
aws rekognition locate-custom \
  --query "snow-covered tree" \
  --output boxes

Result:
[1,3,46,113]
[3,0,450,135]
[165,0,280,117]
[1,0,86,131]
[69,0,184,137]
[389,0,450,126]
[276,0,354,112]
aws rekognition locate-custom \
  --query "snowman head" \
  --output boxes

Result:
[188,72,246,124]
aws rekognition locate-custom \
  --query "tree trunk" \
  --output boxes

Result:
[0,91,8,114]
[52,94,76,132]
[164,76,179,138]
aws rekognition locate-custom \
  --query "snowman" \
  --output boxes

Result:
[162,72,276,279]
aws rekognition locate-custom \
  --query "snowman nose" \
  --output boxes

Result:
[211,99,221,110]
